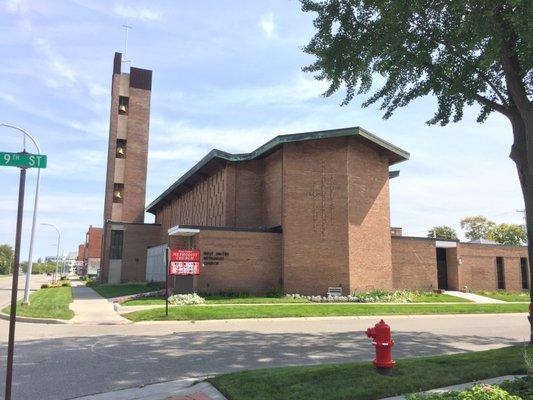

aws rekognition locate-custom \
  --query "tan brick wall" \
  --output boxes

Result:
[122,86,150,223]
[457,243,528,292]
[234,161,263,227]
[282,138,351,295]
[262,150,282,228]
[391,237,438,290]
[194,229,282,295]
[121,224,163,282]
[347,138,393,292]
[101,222,163,283]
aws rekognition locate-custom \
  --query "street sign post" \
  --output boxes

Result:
[0,152,47,169]
[1,150,47,400]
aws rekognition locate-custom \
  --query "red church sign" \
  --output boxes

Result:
[169,249,201,275]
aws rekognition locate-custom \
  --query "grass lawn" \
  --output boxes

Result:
[410,293,469,303]
[209,346,527,400]
[90,283,164,298]
[477,290,530,302]
[124,302,526,322]
[2,286,74,320]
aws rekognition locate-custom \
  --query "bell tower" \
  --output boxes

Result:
[103,52,152,224]
[100,52,152,283]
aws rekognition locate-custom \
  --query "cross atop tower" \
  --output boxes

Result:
[122,24,132,67]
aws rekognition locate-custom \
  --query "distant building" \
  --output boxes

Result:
[82,226,103,276]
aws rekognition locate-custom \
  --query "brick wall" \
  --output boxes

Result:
[391,237,438,290]
[262,150,282,228]
[86,227,103,259]
[193,229,282,295]
[120,223,163,282]
[234,160,263,227]
[347,138,393,292]
[122,86,151,223]
[282,138,351,295]
[457,243,528,292]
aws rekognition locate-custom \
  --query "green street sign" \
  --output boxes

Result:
[0,152,47,169]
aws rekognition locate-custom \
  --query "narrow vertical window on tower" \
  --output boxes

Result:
[118,96,129,115]
[116,139,127,158]
[109,230,124,260]
[113,183,124,203]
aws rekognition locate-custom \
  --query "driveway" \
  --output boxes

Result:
[0,313,528,400]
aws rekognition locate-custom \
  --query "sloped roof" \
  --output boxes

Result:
[146,126,410,214]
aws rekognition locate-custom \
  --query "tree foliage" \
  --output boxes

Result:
[301,0,532,125]
[460,216,497,240]
[427,226,458,240]
[0,244,13,275]
[487,223,527,245]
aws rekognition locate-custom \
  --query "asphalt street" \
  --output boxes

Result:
[0,300,528,400]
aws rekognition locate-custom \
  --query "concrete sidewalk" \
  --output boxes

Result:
[445,291,505,304]
[70,282,131,325]
[71,380,226,400]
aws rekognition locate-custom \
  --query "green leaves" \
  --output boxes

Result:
[301,0,533,125]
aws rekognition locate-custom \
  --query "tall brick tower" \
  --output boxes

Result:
[103,52,152,223]
[100,52,153,283]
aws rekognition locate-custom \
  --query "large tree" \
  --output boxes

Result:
[301,0,533,339]
[488,223,527,245]
[0,244,13,275]
[460,216,497,240]
[427,225,458,240]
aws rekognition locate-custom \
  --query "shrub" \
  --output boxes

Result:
[61,282,70,287]
[85,278,98,287]
[407,384,521,400]
[500,376,533,398]
[168,293,205,306]
[265,289,284,298]
[200,290,249,299]
[41,283,49,289]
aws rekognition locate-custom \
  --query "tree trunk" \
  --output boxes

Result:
[508,110,533,344]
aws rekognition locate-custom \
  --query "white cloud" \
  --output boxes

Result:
[34,38,77,87]
[114,4,161,21]
[259,12,276,39]
[5,0,28,13]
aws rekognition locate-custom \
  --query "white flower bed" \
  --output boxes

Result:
[168,293,205,305]
[286,294,363,303]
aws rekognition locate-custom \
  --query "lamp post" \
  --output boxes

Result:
[41,224,60,282]
[0,123,42,305]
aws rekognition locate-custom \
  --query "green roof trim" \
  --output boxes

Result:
[146,126,409,214]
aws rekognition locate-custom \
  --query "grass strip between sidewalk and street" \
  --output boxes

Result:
[123,302,527,322]
[209,346,527,400]
[2,286,74,320]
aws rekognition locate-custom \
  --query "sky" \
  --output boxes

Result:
[0,0,526,260]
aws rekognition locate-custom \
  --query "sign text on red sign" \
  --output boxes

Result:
[170,249,200,262]
[169,261,201,276]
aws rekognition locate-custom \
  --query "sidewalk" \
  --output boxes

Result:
[445,291,505,304]
[70,282,131,325]
[71,379,226,400]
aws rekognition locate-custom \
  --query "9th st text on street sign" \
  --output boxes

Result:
[0,152,47,169]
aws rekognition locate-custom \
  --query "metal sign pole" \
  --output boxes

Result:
[5,167,26,400]
[165,247,169,317]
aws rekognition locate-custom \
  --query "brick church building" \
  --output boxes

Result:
[98,53,529,295]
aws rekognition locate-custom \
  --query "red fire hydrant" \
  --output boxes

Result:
[366,319,395,369]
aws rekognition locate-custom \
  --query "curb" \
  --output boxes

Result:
[0,309,71,324]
